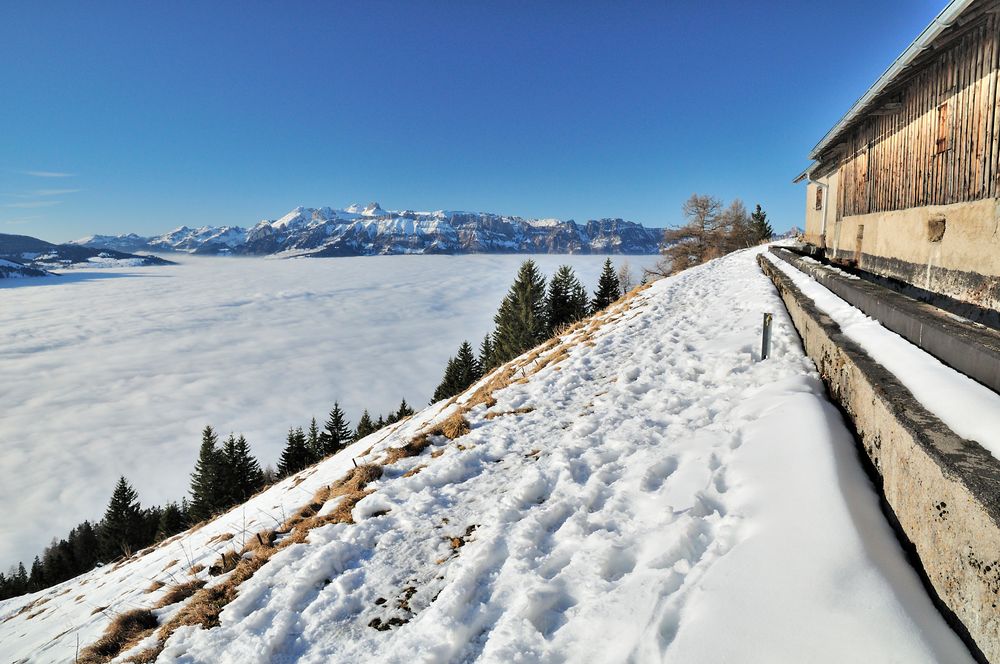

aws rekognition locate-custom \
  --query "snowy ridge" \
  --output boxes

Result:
[0,247,970,663]
[71,204,665,257]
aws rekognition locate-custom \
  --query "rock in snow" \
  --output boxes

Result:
[70,204,665,257]
[0,246,972,663]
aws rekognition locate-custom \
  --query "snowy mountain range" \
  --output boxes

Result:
[71,203,666,257]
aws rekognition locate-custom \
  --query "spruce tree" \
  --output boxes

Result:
[28,556,44,591]
[155,502,186,541]
[71,521,99,571]
[749,204,773,244]
[478,334,496,372]
[396,399,414,420]
[432,341,482,402]
[320,403,352,456]
[492,260,548,364]
[188,426,223,522]
[546,265,589,333]
[221,434,264,503]
[306,417,322,460]
[99,476,143,560]
[354,409,377,441]
[591,258,622,313]
[375,414,386,429]
[277,427,310,477]
[432,356,461,403]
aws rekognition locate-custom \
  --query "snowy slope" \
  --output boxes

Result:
[0,247,971,663]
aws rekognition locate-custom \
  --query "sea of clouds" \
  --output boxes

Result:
[0,253,657,569]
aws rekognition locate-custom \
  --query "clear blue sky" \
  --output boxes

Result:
[1,0,946,242]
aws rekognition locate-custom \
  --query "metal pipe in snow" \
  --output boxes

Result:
[761,313,773,361]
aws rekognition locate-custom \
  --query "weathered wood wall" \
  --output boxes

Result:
[827,1,1000,217]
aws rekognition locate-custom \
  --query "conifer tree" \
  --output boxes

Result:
[749,204,773,244]
[492,260,547,364]
[277,427,310,477]
[155,502,186,541]
[432,341,482,402]
[71,521,99,571]
[396,399,414,420]
[375,414,386,429]
[432,356,461,403]
[354,409,377,441]
[188,426,223,522]
[546,265,589,333]
[99,476,143,559]
[320,403,353,456]
[221,434,264,503]
[591,258,622,313]
[29,556,44,591]
[479,334,496,372]
[306,417,322,460]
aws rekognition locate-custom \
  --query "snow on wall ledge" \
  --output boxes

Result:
[0,247,973,663]
[760,250,1000,663]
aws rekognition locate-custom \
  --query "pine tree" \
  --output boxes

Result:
[306,417,322,460]
[99,476,143,560]
[188,426,224,522]
[277,427,310,477]
[478,334,496,372]
[546,265,589,333]
[71,521,99,571]
[432,341,482,402]
[156,502,186,541]
[492,260,548,365]
[375,414,386,430]
[432,356,461,403]
[591,258,622,312]
[221,434,264,503]
[354,409,377,441]
[28,556,44,591]
[396,399,414,420]
[320,403,353,456]
[749,204,773,244]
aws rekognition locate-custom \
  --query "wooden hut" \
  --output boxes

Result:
[797,0,1000,310]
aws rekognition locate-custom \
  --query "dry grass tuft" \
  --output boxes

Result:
[152,580,207,609]
[144,580,165,593]
[430,412,470,440]
[384,434,432,465]
[206,532,235,545]
[484,407,535,420]
[161,559,178,572]
[402,464,427,478]
[123,647,161,664]
[77,609,159,664]
[189,563,205,575]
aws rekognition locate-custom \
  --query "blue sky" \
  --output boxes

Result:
[1,1,946,241]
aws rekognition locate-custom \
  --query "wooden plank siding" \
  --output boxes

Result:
[824,2,1000,217]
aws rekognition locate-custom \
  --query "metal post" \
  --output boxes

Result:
[761,313,773,360]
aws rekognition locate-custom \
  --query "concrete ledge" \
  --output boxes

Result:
[758,253,1000,663]
[769,247,1000,394]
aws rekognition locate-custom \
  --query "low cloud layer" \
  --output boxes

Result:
[0,253,655,569]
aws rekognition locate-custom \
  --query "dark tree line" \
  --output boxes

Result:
[0,395,414,601]
[431,258,626,402]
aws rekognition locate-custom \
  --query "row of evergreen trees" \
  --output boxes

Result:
[432,258,626,402]
[0,397,414,601]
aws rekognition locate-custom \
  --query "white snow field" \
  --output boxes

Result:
[0,247,972,663]
[0,253,652,571]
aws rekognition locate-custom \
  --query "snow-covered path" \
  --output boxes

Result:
[0,247,972,663]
